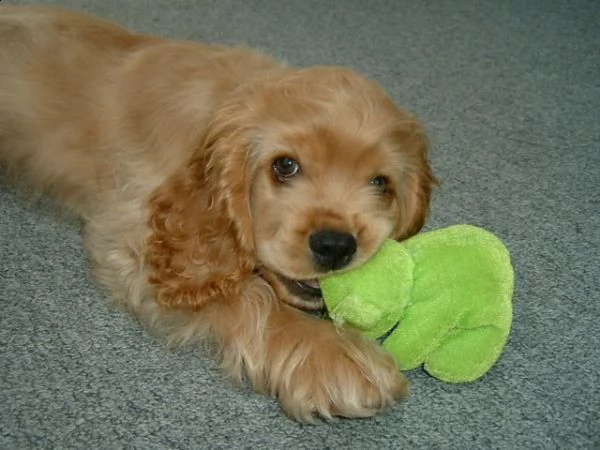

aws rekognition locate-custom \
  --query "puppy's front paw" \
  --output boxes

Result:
[271,320,408,422]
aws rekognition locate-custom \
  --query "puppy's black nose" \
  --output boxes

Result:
[309,230,357,271]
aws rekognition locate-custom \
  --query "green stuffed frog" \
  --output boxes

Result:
[320,225,514,383]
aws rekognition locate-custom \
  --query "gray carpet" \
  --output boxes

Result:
[1,0,599,448]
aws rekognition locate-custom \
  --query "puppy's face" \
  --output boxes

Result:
[241,68,433,310]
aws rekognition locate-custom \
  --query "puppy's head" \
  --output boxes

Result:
[247,68,434,310]
[147,67,434,311]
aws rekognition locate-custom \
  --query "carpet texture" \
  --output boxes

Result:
[1,0,599,448]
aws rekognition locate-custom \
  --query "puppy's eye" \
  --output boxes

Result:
[273,157,300,182]
[370,175,389,193]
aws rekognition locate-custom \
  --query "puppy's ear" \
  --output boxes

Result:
[392,119,436,239]
[146,113,255,310]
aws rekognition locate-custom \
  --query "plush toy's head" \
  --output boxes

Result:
[320,225,514,383]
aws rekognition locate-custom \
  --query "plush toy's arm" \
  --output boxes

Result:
[327,295,387,338]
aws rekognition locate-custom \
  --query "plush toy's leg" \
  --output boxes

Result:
[381,291,512,383]
[381,299,456,371]
[423,326,510,383]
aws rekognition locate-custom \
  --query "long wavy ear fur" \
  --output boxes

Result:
[146,116,255,310]
[393,119,437,239]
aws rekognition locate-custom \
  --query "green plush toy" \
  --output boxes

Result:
[320,225,514,383]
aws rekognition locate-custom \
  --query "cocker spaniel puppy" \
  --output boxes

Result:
[0,6,434,421]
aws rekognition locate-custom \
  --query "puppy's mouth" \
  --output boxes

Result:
[258,268,326,313]
[272,274,326,313]
[280,277,322,301]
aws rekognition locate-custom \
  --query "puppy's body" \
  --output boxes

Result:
[0,7,268,210]
[0,6,434,421]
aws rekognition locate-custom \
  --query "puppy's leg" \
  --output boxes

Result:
[214,280,408,421]
[134,275,407,422]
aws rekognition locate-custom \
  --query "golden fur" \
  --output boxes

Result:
[0,6,435,421]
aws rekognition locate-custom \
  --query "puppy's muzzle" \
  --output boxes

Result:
[309,229,357,271]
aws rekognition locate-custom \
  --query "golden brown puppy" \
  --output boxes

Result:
[0,6,435,421]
